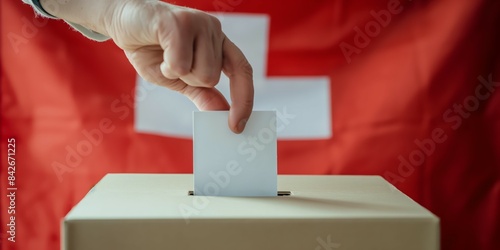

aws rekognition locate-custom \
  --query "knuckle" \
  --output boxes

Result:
[209,15,222,32]
[243,96,254,106]
[168,63,191,77]
[198,73,221,87]
[173,10,194,28]
[169,79,188,93]
[239,60,253,77]
[156,77,187,93]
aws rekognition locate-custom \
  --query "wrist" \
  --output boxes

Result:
[39,0,126,37]
[105,0,175,49]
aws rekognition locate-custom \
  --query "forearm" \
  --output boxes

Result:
[39,0,136,37]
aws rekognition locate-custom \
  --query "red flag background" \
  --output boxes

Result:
[1,0,499,250]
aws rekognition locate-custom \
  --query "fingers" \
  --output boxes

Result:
[160,12,194,79]
[179,85,230,111]
[180,32,222,87]
[160,10,223,87]
[126,47,230,112]
[222,36,254,133]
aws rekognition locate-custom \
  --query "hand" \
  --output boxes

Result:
[42,0,254,133]
[107,1,254,133]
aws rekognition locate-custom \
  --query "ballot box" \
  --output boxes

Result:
[62,174,439,250]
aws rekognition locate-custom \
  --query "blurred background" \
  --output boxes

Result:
[1,0,499,250]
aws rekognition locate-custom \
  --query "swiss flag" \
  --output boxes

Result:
[1,1,499,250]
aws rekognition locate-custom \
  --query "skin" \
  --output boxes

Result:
[40,0,254,133]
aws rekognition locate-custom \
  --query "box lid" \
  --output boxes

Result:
[65,174,437,221]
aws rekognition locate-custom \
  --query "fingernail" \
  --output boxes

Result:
[237,119,248,133]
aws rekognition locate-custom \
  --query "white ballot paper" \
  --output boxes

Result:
[193,111,277,196]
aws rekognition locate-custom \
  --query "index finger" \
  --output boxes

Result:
[221,36,254,133]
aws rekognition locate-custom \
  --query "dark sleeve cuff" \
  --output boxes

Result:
[31,0,57,18]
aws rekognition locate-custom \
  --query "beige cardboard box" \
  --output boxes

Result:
[62,174,439,250]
